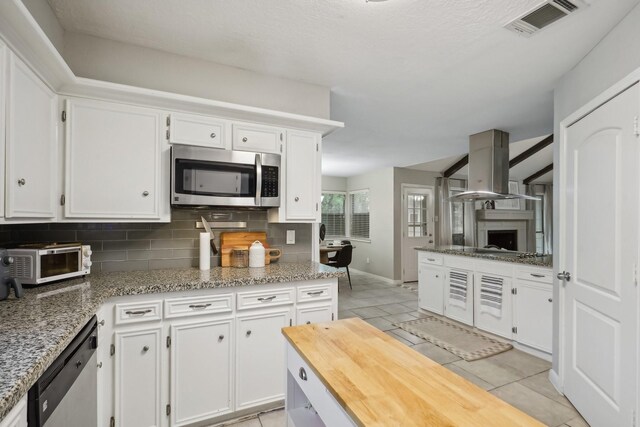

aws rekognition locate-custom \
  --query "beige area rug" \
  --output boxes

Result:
[395,316,513,361]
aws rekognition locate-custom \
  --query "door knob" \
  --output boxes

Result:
[557,271,571,282]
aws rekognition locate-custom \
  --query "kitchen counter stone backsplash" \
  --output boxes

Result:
[0,209,313,273]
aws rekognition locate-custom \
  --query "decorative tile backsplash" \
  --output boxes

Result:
[0,209,313,273]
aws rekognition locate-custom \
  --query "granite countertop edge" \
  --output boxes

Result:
[414,246,552,267]
[0,263,344,421]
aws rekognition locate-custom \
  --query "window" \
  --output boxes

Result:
[349,190,370,240]
[406,193,428,237]
[534,196,544,254]
[321,192,346,236]
[449,188,465,245]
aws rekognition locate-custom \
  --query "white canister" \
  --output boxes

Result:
[249,240,266,268]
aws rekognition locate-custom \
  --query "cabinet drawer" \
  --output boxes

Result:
[418,252,443,265]
[297,283,332,303]
[232,123,282,154]
[114,300,162,325]
[237,288,295,310]
[287,344,355,426]
[169,113,228,149]
[444,255,474,270]
[515,267,553,284]
[164,294,233,319]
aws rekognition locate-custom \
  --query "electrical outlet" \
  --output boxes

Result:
[366,257,370,264]
[286,230,295,244]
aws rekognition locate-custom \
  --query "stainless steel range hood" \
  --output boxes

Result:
[448,129,539,202]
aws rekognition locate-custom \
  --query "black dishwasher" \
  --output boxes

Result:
[28,316,98,427]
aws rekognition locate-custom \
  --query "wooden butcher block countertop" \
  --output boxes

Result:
[282,318,544,427]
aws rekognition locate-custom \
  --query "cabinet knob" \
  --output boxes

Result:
[242,137,248,142]
[17,178,26,186]
[299,367,307,381]
[218,334,224,340]
[210,132,216,139]
[306,321,311,325]
[435,275,439,278]
[142,191,150,197]
[548,298,553,303]
[295,196,299,202]
[142,345,150,352]
[246,330,252,336]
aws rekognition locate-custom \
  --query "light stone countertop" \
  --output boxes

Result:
[415,246,552,268]
[0,262,344,421]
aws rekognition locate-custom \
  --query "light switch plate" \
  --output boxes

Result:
[286,230,295,244]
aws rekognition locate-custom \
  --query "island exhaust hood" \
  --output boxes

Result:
[448,130,539,202]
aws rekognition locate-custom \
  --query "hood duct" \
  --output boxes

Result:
[448,130,539,202]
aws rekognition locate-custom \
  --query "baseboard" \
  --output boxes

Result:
[548,369,563,394]
[349,268,402,285]
[512,342,552,362]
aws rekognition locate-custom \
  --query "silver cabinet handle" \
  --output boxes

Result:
[530,273,545,278]
[218,334,224,340]
[210,132,216,139]
[257,296,277,302]
[246,330,252,336]
[307,291,324,296]
[242,137,248,142]
[17,178,25,186]
[98,319,105,326]
[294,196,300,202]
[557,271,571,282]
[299,367,307,381]
[142,191,150,197]
[427,258,436,262]
[435,275,439,278]
[548,298,553,303]
[125,309,152,316]
[142,345,149,352]
[189,303,212,310]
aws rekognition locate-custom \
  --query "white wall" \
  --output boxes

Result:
[61,32,331,119]
[322,175,347,192]
[21,0,65,54]
[551,1,640,375]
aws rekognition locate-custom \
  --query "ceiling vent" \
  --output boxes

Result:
[505,0,586,37]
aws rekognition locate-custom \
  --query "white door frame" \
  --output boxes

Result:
[401,184,434,283]
[557,66,640,401]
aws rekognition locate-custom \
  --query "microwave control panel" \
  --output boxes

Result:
[262,166,279,197]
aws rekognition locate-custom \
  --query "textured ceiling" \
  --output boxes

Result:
[47,0,640,176]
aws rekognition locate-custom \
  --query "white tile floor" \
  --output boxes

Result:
[221,271,589,427]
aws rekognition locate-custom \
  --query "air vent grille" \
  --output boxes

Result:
[9,256,32,278]
[505,0,584,37]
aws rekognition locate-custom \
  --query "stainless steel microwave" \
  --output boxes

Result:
[171,146,281,208]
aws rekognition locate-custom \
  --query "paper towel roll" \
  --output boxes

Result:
[199,232,211,271]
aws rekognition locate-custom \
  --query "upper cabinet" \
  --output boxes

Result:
[232,123,283,154]
[5,51,57,219]
[169,112,230,149]
[64,98,169,220]
[285,130,320,221]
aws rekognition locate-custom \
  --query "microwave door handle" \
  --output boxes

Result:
[255,153,262,207]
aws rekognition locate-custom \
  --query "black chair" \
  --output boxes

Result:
[326,244,353,289]
[328,240,352,262]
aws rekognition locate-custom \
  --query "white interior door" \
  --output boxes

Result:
[562,83,639,427]
[402,186,434,282]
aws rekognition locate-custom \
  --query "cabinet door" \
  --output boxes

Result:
[0,395,27,427]
[236,307,293,410]
[513,280,552,353]
[170,318,233,426]
[0,42,6,219]
[65,99,164,219]
[418,264,444,315]
[473,272,512,338]
[444,269,474,326]
[169,113,229,149]
[5,52,57,218]
[114,327,163,427]
[285,131,319,221]
[232,123,283,154]
[297,303,333,325]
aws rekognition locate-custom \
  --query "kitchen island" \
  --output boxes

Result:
[282,318,543,426]
[0,262,343,425]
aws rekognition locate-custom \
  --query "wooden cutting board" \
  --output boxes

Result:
[219,231,271,267]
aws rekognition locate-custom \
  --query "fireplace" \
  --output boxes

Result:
[487,230,518,251]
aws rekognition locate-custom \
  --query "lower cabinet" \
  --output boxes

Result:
[0,395,27,427]
[418,263,445,314]
[114,327,164,427]
[473,272,512,339]
[444,268,474,326]
[170,318,233,426]
[512,279,553,353]
[235,307,293,411]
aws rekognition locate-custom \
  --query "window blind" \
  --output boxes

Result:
[350,190,370,239]
[321,193,346,236]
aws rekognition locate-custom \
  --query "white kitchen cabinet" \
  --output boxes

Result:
[513,279,552,353]
[168,112,230,149]
[473,272,512,339]
[296,302,333,325]
[0,395,27,427]
[285,130,320,221]
[64,98,168,220]
[170,318,233,426]
[0,41,6,219]
[114,326,163,427]
[5,51,57,219]
[232,123,283,154]
[418,263,445,315]
[444,268,474,326]
[235,306,293,410]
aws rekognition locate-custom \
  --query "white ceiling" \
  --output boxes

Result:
[47,0,640,176]
[408,134,554,183]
